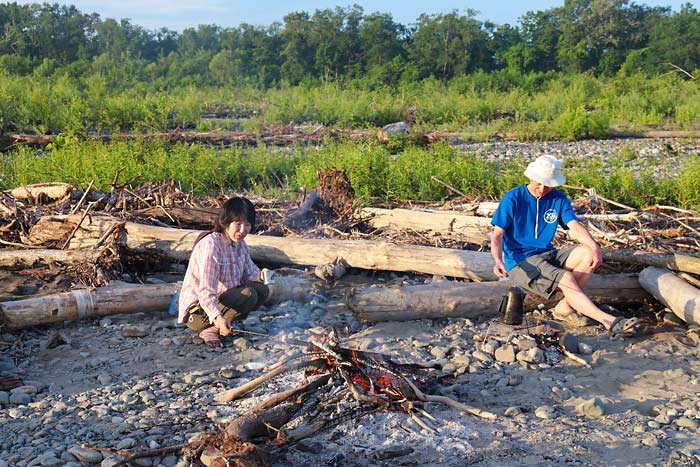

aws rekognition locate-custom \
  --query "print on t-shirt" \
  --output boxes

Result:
[543,209,558,224]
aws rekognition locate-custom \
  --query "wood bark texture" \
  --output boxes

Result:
[8,182,73,200]
[360,207,491,244]
[0,249,102,268]
[45,215,499,280]
[0,283,179,329]
[603,248,700,275]
[639,266,700,326]
[346,274,648,322]
[0,278,311,329]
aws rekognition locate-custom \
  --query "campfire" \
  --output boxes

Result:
[201,327,496,465]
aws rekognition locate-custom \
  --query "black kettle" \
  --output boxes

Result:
[498,286,525,325]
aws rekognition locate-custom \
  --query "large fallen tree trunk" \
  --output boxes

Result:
[0,248,103,268]
[34,215,700,279]
[638,266,700,326]
[0,277,312,330]
[359,207,654,247]
[346,274,649,322]
[362,206,654,237]
[40,216,498,280]
[0,282,179,330]
[7,182,73,201]
[360,207,491,245]
[602,249,700,275]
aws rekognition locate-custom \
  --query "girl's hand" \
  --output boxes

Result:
[214,315,233,336]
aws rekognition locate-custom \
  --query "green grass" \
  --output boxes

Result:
[1,138,693,209]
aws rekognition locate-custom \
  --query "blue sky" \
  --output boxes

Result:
[14,1,692,31]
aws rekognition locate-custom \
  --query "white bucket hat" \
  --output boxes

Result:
[524,155,566,187]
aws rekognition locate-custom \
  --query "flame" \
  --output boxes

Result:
[351,374,401,396]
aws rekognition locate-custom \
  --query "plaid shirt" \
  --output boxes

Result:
[178,232,261,324]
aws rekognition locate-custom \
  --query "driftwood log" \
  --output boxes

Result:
[7,182,73,201]
[346,274,649,322]
[37,215,498,280]
[360,207,491,244]
[8,128,369,148]
[602,249,700,276]
[358,208,700,273]
[360,207,649,233]
[0,248,103,268]
[0,282,179,330]
[9,128,700,151]
[27,215,700,278]
[639,266,700,326]
[0,277,311,330]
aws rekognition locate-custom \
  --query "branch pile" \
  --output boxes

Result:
[200,327,494,465]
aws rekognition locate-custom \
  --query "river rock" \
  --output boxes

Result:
[495,344,516,363]
[68,446,103,464]
[577,397,606,418]
[122,326,148,338]
[535,405,557,419]
[517,348,544,364]
[676,417,699,429]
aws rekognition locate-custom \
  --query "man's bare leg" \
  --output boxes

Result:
[556,271,616,329]
[552,245,597,316]
[552,245,616,329]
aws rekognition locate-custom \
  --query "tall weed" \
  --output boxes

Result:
[678,155,700,208]
[1,139,692,209]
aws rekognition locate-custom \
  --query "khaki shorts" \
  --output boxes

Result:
[507,246,576,299]
[186,282,270,331]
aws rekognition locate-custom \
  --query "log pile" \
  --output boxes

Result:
[7,125,370,149]
[2,178,700,329]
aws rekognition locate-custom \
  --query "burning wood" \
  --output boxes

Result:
[213,327,496,459]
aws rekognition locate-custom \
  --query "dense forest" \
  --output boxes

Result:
[0,1,698,89]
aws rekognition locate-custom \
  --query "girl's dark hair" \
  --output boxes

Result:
[214,197,255,233]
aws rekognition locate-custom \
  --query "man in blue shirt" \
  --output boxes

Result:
[490,155,639,336]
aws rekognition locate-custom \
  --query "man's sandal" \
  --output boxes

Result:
[551,309,594,327]
[609,317,642,338]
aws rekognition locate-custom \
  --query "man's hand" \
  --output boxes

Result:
[568,220,603,270]
[493,259,508,278]
[589,244,602,269]
[214,315,235,336]
[490,226,508,278]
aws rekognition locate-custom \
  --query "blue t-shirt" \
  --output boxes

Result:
[491,185,577,271]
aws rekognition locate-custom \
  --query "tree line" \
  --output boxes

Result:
[0,1,698,90]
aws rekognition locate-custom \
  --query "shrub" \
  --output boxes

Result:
[552,106,610,141]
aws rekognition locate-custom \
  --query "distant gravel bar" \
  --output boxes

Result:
[455,137,700,178]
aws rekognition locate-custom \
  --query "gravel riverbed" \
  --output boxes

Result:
[456,137,700,178]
